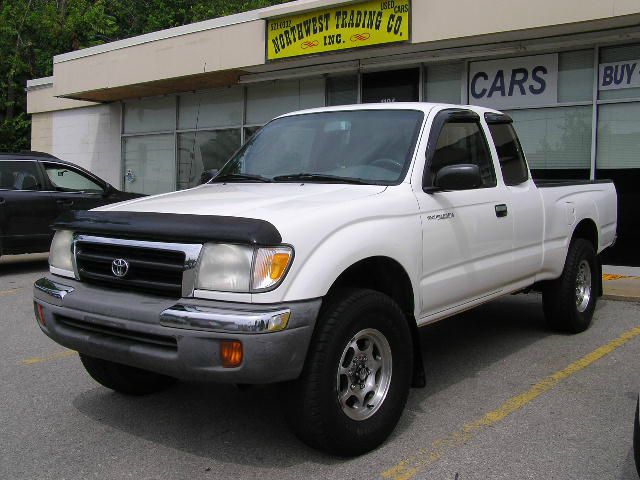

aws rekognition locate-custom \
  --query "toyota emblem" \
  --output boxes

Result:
[111,258,129,278]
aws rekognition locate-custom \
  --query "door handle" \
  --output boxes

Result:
[495,204,508,218]
[57,199,74,207]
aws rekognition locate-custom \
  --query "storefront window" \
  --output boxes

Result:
[558,50,593,102]
[425,63,462,104]
[599,43,640,101]
[327,75,358,106]
[595,43,640,264]
[507,106,592,177]
[246,78,325,125]
[123,97,176,134]
[177,130,241,189]
[122,134,175,195]
[596,102,640,169]
[178,88,242,130]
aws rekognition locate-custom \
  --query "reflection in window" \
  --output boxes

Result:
[327,76,358,106]
[44,166,103,192]
[425,63,462,104]
[0,161,41,191]
[178,130,241,189]
[597,102,640,169]
[123,97,176,134]
[506,106,592,171]
[123,134,176,195]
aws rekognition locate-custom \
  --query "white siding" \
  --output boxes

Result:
[50,104,122,187]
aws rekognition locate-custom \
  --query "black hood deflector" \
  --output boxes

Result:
[53,210,282,245]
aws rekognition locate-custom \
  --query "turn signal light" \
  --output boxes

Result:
[220,340,243,368]
[34,302,45,326]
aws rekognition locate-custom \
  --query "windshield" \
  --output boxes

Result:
[214,110,424,185]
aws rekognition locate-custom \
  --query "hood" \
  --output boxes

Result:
[95,182,387,221]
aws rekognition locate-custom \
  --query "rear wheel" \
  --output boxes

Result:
[79,353,176,395]
[285,289,413,456]
[543,238,598,333]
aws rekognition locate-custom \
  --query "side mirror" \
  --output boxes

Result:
[433,164,482,191]
[199,169,219,185]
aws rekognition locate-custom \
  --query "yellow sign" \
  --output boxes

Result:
[267,0,410,61]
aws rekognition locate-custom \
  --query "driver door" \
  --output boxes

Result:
[416,109,514,320]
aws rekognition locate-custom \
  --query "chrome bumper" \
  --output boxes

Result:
[35,277,293,334]
[33,276,321,383]
[159,304,291,333]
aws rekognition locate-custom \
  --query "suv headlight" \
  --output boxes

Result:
[196,243,293,293]
[49,230,74,276]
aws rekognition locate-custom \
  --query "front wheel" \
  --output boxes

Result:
[79,353,176,395]
[543,238,598,333]
[285,289,413,456]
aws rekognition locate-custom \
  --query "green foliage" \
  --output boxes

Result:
[0,0,291,152]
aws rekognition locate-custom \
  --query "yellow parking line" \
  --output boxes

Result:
[602,274,635,281]
[381,325,640,480]
[0,288,21,297]
[21,349,77,365]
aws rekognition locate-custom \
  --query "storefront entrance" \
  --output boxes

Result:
[362,68,420,103]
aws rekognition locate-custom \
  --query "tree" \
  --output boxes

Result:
[0,0,291,152]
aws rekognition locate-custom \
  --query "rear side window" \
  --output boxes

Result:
[488,123,529,186]
[0,161,42,191]
[430,122,497,188]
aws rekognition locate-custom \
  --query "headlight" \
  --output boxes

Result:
[196,244,254,292]
[49,230,74,275]
[195,244,293,293]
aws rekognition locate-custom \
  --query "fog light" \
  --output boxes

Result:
[34,302,45,327]
[220,340,243,368]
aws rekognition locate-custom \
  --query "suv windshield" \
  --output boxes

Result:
[214,110,424,185]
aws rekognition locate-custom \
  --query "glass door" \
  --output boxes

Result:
[122,134,176,195]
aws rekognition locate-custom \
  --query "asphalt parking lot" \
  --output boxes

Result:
[2,253,640,480]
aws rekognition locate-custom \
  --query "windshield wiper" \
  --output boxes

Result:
[272,173,369,185]
[212,173,273,183]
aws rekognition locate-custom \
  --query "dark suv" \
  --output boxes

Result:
[0,152,142,257]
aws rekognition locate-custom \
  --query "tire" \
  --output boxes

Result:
[285,288,413,456]
[79,353,176,395]
[542,238,597,333]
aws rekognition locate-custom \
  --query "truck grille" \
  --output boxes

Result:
[75,241,186,297]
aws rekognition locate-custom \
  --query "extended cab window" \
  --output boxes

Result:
[429,122,496,188]
[0,161,42,191]
[44,164,104,193]
[488,123,529,186]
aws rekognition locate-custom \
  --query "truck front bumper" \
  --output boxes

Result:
[33,276,321,383]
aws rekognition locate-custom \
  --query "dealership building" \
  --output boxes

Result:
[26,0,640,264]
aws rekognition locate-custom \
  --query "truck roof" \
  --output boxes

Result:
[277,102,503,119]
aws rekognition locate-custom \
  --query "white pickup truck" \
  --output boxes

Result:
[34,103,617,455]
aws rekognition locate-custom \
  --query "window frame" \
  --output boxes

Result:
[422,108,497,192]
[485,113,530,186]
